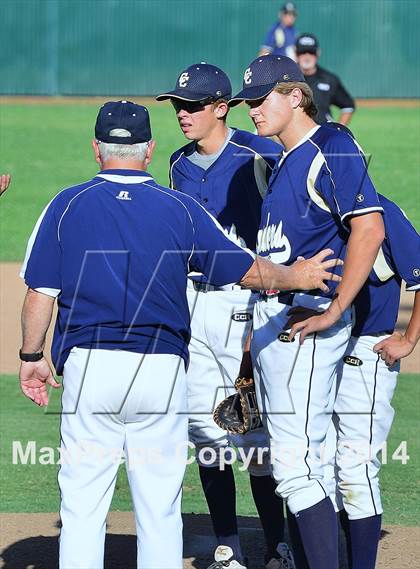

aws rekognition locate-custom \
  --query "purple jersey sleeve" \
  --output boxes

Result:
[185,196,255,286]
[20,198,62,295]
[261,23,277,51]
[381,197,420,291]
[316,132,383,227]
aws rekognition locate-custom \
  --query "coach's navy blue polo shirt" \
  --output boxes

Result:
[21,170,254,374]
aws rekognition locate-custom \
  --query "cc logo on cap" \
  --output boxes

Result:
[179,72,190,88]
[244,68,252,85]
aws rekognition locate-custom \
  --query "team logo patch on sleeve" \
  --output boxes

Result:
[232,312,253,322]
[413,268,420,278]
[278,331,295,343]
[343,355,363,366]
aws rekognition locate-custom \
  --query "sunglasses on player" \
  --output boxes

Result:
[171,97,216,114]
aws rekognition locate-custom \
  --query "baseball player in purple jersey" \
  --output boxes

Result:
[19,101,342,569]
[287,191,420,569]
[157,63,296,569]
[260,2,299,60]
[229,55,385,569]
[314,129,420,569]
[329,194,420,569]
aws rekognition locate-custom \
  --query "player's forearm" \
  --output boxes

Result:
[327,214,384,320]
[21,288,55,353]
[404,291,420,347]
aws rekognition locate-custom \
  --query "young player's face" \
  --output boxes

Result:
[247,90,293,137]
[171,99,220,141]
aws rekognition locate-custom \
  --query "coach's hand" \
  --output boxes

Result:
[373,331,414,367]
[20,358,61,406]
[290,249,342,293]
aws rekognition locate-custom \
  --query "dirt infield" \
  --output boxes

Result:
[0,512,418,568]
[1,262,418,375]
[1,96,419,107]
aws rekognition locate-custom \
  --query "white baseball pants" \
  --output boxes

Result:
[58,348,188,569]
[251,293,352,513]
[186,284,271,475]
[324,334,399,519]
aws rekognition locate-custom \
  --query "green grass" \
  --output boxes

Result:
[0,102,419,261]
[1,373,418,525]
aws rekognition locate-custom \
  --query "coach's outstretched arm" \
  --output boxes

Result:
[239,248,342,292]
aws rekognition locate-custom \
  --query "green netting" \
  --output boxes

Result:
[1,0,419,97]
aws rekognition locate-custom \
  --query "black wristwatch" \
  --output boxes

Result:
[19,349,44,362]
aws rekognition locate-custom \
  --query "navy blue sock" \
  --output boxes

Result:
[286,507,309,569]
[338,509,353,568]
[348,514,381,569]
[250,474,285,559]
[294,497,339,569]
[199,465,242,561]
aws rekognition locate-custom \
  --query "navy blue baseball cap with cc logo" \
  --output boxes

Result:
[95,101,152,144]
[156,63,232,102]
[229,54,305,107]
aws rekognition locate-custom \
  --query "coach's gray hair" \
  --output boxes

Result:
[98,129,150,162]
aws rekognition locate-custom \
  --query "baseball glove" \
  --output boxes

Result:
[213,376,262,435]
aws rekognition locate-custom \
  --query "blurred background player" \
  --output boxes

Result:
[295,33,355,125]
[259,2,298,60]
[157,64,295,569]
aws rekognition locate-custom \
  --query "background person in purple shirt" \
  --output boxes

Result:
[259,2,299,60]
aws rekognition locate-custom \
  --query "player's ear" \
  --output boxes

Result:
[214,101,229,120]
[92,139,102,166]
[290,88,303,109]
[145,140,156,166]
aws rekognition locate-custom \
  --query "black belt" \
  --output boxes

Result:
[192,281,219,293]
[191,281,248,293]
[259,290,320,304]
[259,291,295,304]
[353,330,394,338]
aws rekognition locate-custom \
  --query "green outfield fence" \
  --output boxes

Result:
[1,0,419,97]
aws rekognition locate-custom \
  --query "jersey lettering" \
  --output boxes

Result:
[256,214,291,263]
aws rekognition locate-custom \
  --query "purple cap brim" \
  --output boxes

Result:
[156,89,216,102]
[228,82,277,107]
